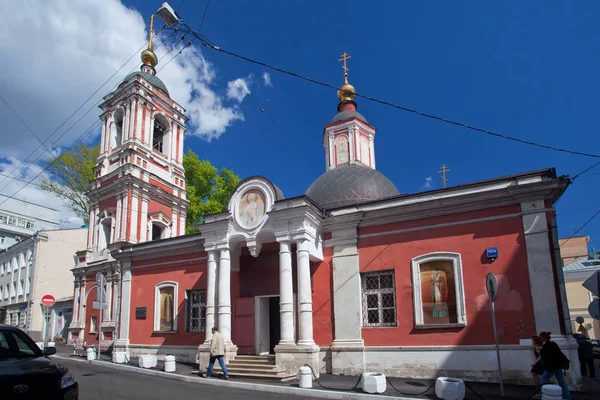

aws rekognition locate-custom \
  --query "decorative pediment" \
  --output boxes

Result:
[228,176,282,233]
[148,211,172,226]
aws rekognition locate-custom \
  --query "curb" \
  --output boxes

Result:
[52,355,409,400]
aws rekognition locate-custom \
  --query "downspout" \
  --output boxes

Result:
[112,262,122,353]
[549,215,572,335]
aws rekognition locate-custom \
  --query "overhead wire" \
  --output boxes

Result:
[174,23,600,160]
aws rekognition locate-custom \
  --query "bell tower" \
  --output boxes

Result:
[323,52,376,171]
[86,15,189,250]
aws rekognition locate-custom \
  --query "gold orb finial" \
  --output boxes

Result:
[141,15,158,69]
[337,52,356,102]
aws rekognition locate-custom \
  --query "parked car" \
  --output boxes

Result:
[0,324,78,399]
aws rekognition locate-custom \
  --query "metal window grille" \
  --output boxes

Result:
[186,290,206,332]
[361,270,397,327]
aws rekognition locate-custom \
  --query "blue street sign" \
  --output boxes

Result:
[486,247,499,259]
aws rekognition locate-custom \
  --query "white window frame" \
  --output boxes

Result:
[411,252,467,329]
[154,281,178,332]
[361,270,398,327]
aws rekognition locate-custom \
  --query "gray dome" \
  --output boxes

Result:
[121,71,169,96]
[331,110,368,124]
[306,164,399,209]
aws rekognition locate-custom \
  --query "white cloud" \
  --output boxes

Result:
[0,0,250,221]
[226,76,252,103]
[262,72,273,87]
[422,176,433,190]
[0,158,83,228]
[0,0,247,158]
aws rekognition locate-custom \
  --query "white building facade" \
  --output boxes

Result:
[0,228,86,341]
[0,196,61,251]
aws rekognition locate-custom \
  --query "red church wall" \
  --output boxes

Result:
[312,248,334,346]
[128,256,207,346]
[357,207,535,347]
[98,198,116,212]
[147,199,172,218]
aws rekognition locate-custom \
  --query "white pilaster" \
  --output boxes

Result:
[111,271,120,323]
[115,197,122,242]
[172,211,178,239]
[120,194,128,241]
[204,250,218,344]
[130,194,139,242]
[369,136,375,169]
[521,200,562,334]
[348,128,355,164]
[72,279,80,323]
[127,99,135,140]
[123,102,130,142]
[179,214,185,236]
[217,248,232,342]
[140,197,149,242]
[100,118,107,153]
[278,241,295,345]
[328,135,335,170]
[104,273,113,321]
[135,100,142,141]
[117,261,132,346]
[87,208,94,248]
[296,239,315,346]
[178,128,184,164]
[79,277,86,335]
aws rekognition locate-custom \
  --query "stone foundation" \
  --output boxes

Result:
[275,344,320,377]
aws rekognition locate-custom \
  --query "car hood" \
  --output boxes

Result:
[0,356,65,380]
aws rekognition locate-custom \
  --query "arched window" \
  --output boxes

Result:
[152,114,169,154]
[334,135,349,165]
[111,109,124,148]
[154,282,178,332]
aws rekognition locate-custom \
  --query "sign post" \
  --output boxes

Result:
[41,294,56,348]
[486,273,504,398]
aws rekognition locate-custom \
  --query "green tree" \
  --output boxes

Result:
[183,149,240,233]
[39,143,100,224]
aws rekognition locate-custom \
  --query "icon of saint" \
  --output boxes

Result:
[240,192,264,227]
[429,266,448,319]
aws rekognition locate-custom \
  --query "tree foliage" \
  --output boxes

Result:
[40,144,239,232]
[183,149,240,233]
[39,143,100,224]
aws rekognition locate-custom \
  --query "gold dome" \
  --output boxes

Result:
[141,49,158,68]
[337,82,356,102]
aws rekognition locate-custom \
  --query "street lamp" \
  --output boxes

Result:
[157,2,180,27]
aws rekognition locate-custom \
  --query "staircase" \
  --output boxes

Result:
[212,354,297,382]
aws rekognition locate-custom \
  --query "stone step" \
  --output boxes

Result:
[224,362,277,370]
[216,367,289,375]
[225,371,297,382]
[234,355,275,361]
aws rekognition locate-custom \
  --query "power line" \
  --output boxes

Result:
[0,27,171,192]
[560,207,600,246]
[175,23,600,159]
[571,160,600,182]
[198,0,212,32]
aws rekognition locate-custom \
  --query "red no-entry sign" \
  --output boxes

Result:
[41,294,55,307]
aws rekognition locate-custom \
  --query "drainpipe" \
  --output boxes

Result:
[112,264,122,352]
[549,216,572,335]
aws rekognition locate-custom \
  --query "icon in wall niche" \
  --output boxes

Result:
[238,190,266,229]
[419,260,458,325]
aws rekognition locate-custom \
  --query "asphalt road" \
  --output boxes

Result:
[53,358,313,400]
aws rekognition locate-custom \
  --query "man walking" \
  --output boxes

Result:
[204,327,229,379]
[578,338,596,378]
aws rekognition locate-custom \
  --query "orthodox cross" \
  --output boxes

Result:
[439,164,450,188]
[339,52,351,83]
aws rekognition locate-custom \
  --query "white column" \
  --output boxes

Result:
[217,248,232,342]
[115,197,122,242]
[179,214,185,236]
[72,280,80,323]
[178,128,184,164]
[130,194,139,242]
[104,273,113,322]
[328,135,334,170]
[296,239,315,346]
[348,128,355,164]
[123,102,130,142]
[135,100,142,141]
[127,99,135,140]
[144,107,152,146]
[87,208,94,248]
[204,250,218,344]
[172,211,178,239]
[120,194,128,241]
[140,198,149,242]
[117,262,132,345]
[111,272,120,323]
[79,277,86,332]
[278,242,295,345]
[369,136,376,169]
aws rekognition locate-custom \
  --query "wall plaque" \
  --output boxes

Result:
[136,307,147,319]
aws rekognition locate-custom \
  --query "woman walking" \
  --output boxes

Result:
[530,336,545,386]
[534,332,571,400]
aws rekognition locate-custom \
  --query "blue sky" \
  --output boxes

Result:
[1,1,599,249]
[135,0,600,247]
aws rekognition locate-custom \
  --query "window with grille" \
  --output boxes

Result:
[186,290,206,332]
[361,270,397,327]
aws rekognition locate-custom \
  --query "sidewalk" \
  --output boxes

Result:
[52,345,600,400]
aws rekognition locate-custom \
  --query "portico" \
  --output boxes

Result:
[197,177,324,375]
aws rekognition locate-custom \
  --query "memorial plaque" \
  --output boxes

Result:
[136,307,147,319]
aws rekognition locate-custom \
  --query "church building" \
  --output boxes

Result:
[69,19,580,387]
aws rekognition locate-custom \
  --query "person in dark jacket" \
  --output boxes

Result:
[535,332,571,400]
[578,338,596,378]
[530,336,545,385]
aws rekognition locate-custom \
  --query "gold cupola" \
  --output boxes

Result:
[141,15,158,74]
[337,52,356,103]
